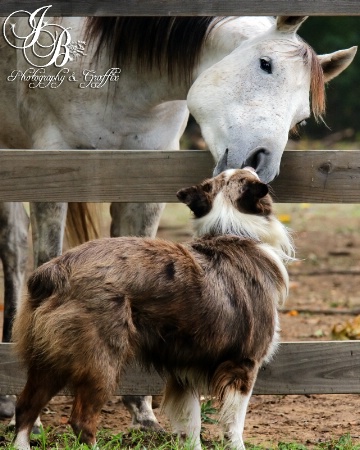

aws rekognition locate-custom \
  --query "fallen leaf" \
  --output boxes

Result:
[332,315,360,340]
[289,281,300,290]
[287,310,299,317]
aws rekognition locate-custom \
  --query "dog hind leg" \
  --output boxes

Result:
[110,201,165,431]
[13,367,65,450]
[162,376,202,450]
[69,368,117,446]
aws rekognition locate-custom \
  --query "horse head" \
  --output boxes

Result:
[187,16,357,183]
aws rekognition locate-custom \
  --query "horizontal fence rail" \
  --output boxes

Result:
[1,1,360,16]
[0,149,359,203]
[1,148,360,396]
[2,342,360,396]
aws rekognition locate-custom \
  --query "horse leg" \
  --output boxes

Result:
[0,202,29,342]
[121,395,160,431]
[110,202,165,431]
[30,202,68,267]
[17,202,68,433]
[14,367,65,450]
[0,202,29,419]
[162,376,202,449]
[110,202,165,239]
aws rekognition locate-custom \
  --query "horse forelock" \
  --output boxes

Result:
[85,17,226,84]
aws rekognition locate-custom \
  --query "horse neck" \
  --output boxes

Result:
[119,17,275,105]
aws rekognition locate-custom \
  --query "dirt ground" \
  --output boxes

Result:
[1,201,360,446]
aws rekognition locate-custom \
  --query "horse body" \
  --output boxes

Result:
[0,13,356,427]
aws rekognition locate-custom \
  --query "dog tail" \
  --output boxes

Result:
[13,259,71,364]
[27,260,70,307]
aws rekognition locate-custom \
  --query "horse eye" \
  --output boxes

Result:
[260,57,272,74]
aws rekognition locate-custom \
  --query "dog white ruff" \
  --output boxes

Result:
[193,190,294,259]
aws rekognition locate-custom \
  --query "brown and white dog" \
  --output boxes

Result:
[12,168,293,450]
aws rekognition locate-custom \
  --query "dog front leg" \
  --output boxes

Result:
[162,376,202,450]
[220,389,253,450]
[216,361,259,450]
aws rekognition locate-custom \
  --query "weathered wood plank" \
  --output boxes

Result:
[257,341,360,395]
[1,1,360,17]
[0,150,360,203]
[0,150,213,203]
[1,342,360,395]
[271,150,360,203]
[0,343,165,396]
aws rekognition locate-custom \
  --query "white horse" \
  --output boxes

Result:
[0,13,356,431]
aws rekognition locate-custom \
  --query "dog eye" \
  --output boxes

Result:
[260,57,272,74]
[297,120,307,127]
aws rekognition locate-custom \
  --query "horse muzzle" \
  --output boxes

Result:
[213,147,279,183]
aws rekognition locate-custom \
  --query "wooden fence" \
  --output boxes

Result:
[1,1,360,398]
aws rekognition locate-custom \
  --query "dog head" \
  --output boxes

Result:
[177,168,272,220]
[177,168,294,262]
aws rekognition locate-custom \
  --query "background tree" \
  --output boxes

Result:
[300,17,360,139]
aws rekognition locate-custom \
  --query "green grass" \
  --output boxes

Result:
[1,426,359,450]
[200,399,218,425]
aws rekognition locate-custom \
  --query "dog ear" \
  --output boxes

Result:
[237,181,269,214]
[177,185,212,218]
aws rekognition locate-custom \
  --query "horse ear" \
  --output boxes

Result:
[318,47,357,82]
[276,16,308,33]
[176,185,212,218]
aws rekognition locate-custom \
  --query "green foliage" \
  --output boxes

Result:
[200,399,218,424]
[318,434,360,450]
[277,443,308,450]
[1,424,359,449]
[299,17,360,139]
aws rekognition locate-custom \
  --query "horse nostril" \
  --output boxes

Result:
[213,148,229,176]
[244,148,267,171]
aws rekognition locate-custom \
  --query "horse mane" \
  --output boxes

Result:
[288,41,326,136]
[86,17,225,84]
[86,17,326,120]
[299,42,326,121]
